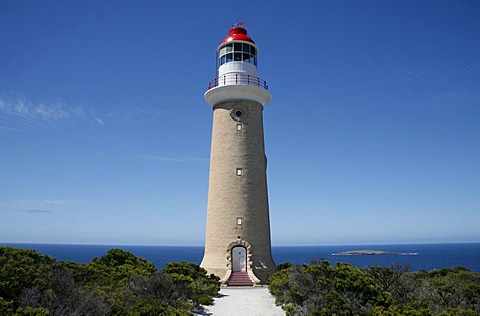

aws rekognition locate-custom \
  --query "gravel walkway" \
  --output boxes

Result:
[201,286,285,316]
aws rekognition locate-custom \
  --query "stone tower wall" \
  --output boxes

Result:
[201,99,275,283]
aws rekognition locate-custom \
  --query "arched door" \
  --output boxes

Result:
[232,246,247,272]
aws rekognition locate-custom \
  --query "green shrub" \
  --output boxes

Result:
[0,246,219,316]
[269,260,480,316]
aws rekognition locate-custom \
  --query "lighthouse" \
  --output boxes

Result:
[201,23,275,285]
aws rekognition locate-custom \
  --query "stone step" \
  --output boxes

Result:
[226,272,255,286]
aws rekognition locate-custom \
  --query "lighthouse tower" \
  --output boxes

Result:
[201,24,275,285]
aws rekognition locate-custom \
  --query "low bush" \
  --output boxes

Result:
[0,246,220,315]
[268,260,480,316]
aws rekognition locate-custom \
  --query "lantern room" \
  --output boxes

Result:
[216,27,259,79]
[217,36,257,68]
[205,24,271,106]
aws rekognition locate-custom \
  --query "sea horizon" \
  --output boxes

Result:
[2,242,479,273]
[3,241,479,247]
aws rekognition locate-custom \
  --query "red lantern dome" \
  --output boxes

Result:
[220,27,255,44]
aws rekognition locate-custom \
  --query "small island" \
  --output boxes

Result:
[332,250,400,256]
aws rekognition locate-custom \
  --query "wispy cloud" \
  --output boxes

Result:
[20,209,53,214]
[0,94,170,131]
[428,90,480,109]
[105,108,168,123]
[0,96,104,131]
[39,200,69,205]
[372,58,480,87]
[8,199,87,210]
[140,154,207,164]
[0,200,88,214]
[94,116,105,125]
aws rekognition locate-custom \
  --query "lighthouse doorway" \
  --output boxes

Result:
[232,246,247,272]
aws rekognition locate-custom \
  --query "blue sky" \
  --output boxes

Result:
[1,0,479,246]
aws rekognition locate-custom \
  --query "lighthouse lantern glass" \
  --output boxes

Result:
[218,42,257,67]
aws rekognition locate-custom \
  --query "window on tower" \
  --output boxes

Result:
[236,168,243,176]
[218,42,257,66]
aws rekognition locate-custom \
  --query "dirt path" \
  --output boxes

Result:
[201,286,285,316]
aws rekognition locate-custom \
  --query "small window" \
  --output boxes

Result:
[220,55,226,65]
[237,218,243,226]
[243,53,250,63]
[225,43,233,52]
[226,53,233,63]
[219,46,227,56]
[234,43,242,52]
[236,124,243,131]
[234,110,243,117]
[234,53,242,61]
[236,168,243,176]
[250,46,256,56]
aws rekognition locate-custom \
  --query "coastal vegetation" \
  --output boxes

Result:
[268,260,480,315]
[3,245,479,315]
[0,246,219,315]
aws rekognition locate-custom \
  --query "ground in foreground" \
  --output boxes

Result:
[201,286,284,316]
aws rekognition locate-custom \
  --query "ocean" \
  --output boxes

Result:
[1,243,479,273]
